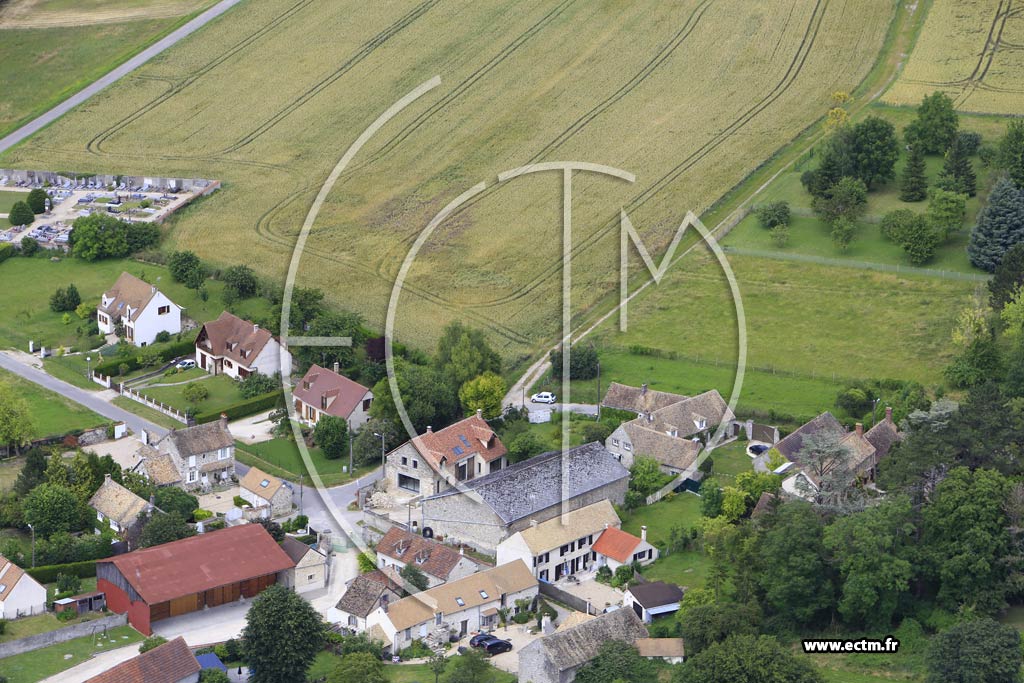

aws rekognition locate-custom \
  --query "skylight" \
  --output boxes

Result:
[453,446,464,455]
[479,590,488,599]
[455,597,465,606]
[260,479,270,488]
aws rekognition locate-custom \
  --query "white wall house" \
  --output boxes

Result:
[591,525,659,572]
[97,272,182,347]
[292,363,373,432]
[194,311,291,380]
[0,555,47,619]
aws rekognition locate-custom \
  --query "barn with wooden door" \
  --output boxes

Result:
[96,524,295,635]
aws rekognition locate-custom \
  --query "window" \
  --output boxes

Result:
[612,438,619,446]
[412,460,418,469]
[539,570,549,582]
[560,544,569,557]
[348,615,357,627]
[455,597,465,607]
[188,470,197,483]
[157,305,170,315]
[225,360,233,369]
[218,447,229,461]
[188,455,197,468]
[623,443,632,451]
[308,574,315,581]
[435,613,443,626]
[539,552,549,564]
[363,398,372,412]
[479,590,488,599]
[404,628,411,639]
[577,537,587,548]
[401,457,408,466]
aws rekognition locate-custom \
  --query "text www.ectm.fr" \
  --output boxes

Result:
[802,638,900,654]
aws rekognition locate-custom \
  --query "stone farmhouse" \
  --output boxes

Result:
[330,570,402,632]
[421,442,629,554]
[150,417,235,491]
[89,473,151,544]
[375,527,483,588]
[194,311,291,379]
[97,272,182,347]
[365,560,537,652]
[131,444,182,488]
[384,412,507,497]
[292,363,373,432]
[605,386,737,475]
[239,466,292,517]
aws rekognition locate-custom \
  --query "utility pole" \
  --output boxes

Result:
[596,360,601,421]
[871,398,880,428]
[349,434,354,480]
[27,523,35,568]
[299,473,304,516]
[374,432,386,477]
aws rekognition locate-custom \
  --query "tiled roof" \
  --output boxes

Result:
[383,560,536,631]
[409,414,506,473]
[196,311,275,368]
[644,390,734,437]
[635,638,685,658]
[281,536,323,565]
[865,416,899,460]
[774,412,847,460]
[240,466,285,502]
[602,382,686,414]
[135,447,181,487]
[376,527,477,581]
[89,475,150,528]
[335,573,398,619]
[98,272,166,322]
[292,364,370,420]
[627,581,683,609]
[160,419,232,458]
[591,526,643,564]
[83,636,200,683]
[98,525,295,604]
[0,554,35,602]
[425,442,628,525]
[619,422,701,471]
[516,500,620,555]
[520,608,647,671]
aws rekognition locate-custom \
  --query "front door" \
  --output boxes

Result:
[460,620,468,637]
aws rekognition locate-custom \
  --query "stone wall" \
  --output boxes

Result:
[0,613,127,658]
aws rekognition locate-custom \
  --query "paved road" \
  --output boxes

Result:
[0,0,245,155]
[0,351,168,438]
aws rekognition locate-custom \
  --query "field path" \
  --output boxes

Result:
[0,0,244,156]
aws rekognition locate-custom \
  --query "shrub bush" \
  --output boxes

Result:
[26,560,96,584]
[94,339,194,376]
[233,495,248,508]
[56,609,77,622]
[0,243,14,263]
[193,390,282,424]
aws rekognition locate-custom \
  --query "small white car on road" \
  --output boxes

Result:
[530,391,557,404]
[175,358,197,370]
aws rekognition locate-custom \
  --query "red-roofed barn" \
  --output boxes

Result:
[96,525,295,634]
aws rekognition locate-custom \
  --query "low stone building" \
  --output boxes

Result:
[421,442,629,554]
[329,570,402,632]
[83,635,200,683]
[239,466,292,517]
[517,607,649,683]
[376,527,482,588]
[89,474,151,545]
[277,536,327,593]
[366,560,537,653]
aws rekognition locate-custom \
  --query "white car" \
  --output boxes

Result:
[175,359,197,370]
[530,391,557,404]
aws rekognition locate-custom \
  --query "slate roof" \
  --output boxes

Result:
[98,272,171,322]
[0,554,37,602]
[627,581,684,609]
[425,442,629,525]
[159,419,233,458]
[84,636,200,683]
[602,382,685,414]
[409,413,506,472]
[383,560,536,631]
[89,475,150,528]
[335,573,399,619]
[292,364,370,420]
[240,466,285,502]
[635,638,685,658]
[98,525,294,604]
[376,527,477,581]
[195,311,275,368]
[591,526,643,564]
[775,412,878,487]
[516,500,620,555]
[773,412,847,460]
[519,607,648,672]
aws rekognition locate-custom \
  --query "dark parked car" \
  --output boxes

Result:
[470,633,498,648]
[483,639,513,655]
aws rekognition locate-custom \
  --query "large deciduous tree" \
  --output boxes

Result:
[8,201,34,227]
[674,634,824,683]
[847,115,900,189]
[678,602,761,656]
[313,415,349,460]
[927,618,1022,683]
[139,512,195,548]
[23,483,83,536]
[436,322,501,388]
[328,652,386,683]
[905,92,959,154]
[243,584,326,683]
[574,641,654,683]
[0,382,34,456]
[458,372,506,419]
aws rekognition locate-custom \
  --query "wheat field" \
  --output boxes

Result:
[1,0,894,360]
[884,0,1024,114]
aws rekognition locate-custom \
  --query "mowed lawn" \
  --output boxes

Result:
[0,189,28,214]
[0,366,106,437]
[139,374,242,413]
[0,625,143,683]
[0,256,274,353]
[235,438,368,488]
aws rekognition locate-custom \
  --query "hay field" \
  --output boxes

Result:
[884,0,1024,113]
[0,0,211,28]
[2,0,894,361]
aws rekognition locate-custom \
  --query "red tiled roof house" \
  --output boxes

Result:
[194,311,291,379]
[292,363,373,432]
[83,636,200,683]
[96,525,295,635]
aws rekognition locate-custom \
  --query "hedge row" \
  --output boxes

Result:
[0,243,14,263]
[27,559,97,584]
[94,339,195,376]
[194,390,282,424]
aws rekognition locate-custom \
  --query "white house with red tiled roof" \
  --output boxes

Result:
[0,554,47,619]
[97,272,181,347]
[292,363,372,432]
[194,311,290,379]
[384,412,507,496]
[592,525,659,572]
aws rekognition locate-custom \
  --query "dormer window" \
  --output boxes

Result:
[321,396,328,410]
[304,380,312,390]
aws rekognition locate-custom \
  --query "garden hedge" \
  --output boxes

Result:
[0,243,14,263]
[193,390,282,424]
[94,339,195,376]
[27,559,96,583]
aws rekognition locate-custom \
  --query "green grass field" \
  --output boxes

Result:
[0,256,273,354]
[235,438,368,488]
[620,492,712,591]
[0,189,29,214]
[110,395,184,430]
[307,650,516,682]
[0,366,106,438]
[0,625,143,683]
[139,374,240,412]
[0,0,895,364]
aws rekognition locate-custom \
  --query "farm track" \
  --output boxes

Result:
[220,0,442,154]
[85,0,316,156]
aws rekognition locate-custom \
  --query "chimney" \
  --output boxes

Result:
[604,522,610,530]
[641,383,648,395]
[220,413,228,428]
[530,519,538,529]
[476,408,482,419]
[641,525,647,542]
[459,546,464,555]
[253,324,259,334]
[333,361,339,374]
[104,473,111,482]
[426,426,432,434]
[855,422,863,437]
[885,406,893,422]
